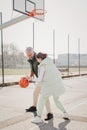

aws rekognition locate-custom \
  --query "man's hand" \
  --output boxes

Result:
[26,76,32,81]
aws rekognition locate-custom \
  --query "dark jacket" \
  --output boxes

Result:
[28,53,38,77]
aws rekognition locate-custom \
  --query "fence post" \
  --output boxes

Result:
[68,34,70,76]
[78,38,81,75]
[33,22,35,50]
[0,12,4,86]
[53,29,55,64]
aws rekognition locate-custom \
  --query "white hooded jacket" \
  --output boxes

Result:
[35,57,65,97]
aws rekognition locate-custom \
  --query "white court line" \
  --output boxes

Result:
[64,83,72,88]
[68,98,87,112]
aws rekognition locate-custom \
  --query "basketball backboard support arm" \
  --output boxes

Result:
[0,15,29,30]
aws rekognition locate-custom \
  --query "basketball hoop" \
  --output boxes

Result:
[28,9,47,17]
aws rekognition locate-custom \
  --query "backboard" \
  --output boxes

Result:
[13,0,45,21]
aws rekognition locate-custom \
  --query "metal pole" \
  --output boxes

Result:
[68,34,70,76]
[78,38,80,75]
[33,22,35,50]
[53,29,55,64]
[0,12,4,86]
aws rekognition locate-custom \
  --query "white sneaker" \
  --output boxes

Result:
[31,116,43,124]
[63,112,70,120]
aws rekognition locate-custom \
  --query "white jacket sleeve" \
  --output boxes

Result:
[33,66,45,85]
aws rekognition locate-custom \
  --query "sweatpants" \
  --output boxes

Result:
[33,85,52,113]
[37,94,66,116]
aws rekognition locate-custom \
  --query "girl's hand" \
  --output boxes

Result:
[26,76,32,81]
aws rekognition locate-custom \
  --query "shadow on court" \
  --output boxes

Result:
[37,119,70,130]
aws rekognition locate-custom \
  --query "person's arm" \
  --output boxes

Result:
[26,71,34,81]
[33,66,45,85]
[26,62,34,80]
[30,71,34,77]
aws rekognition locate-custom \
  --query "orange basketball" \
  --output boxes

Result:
[19,77,29,88]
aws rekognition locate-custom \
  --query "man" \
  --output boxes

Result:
[25,47,53,120]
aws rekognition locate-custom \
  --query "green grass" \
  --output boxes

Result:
[59,67,87,71]
[0,68,87,75]
[59,67,87,75]
[0,69,29,75]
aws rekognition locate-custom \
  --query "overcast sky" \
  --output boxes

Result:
[0,0,87,57]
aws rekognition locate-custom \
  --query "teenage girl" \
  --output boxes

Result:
[32,52,70,123]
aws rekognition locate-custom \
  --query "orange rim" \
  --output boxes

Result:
[28,9,47,17]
